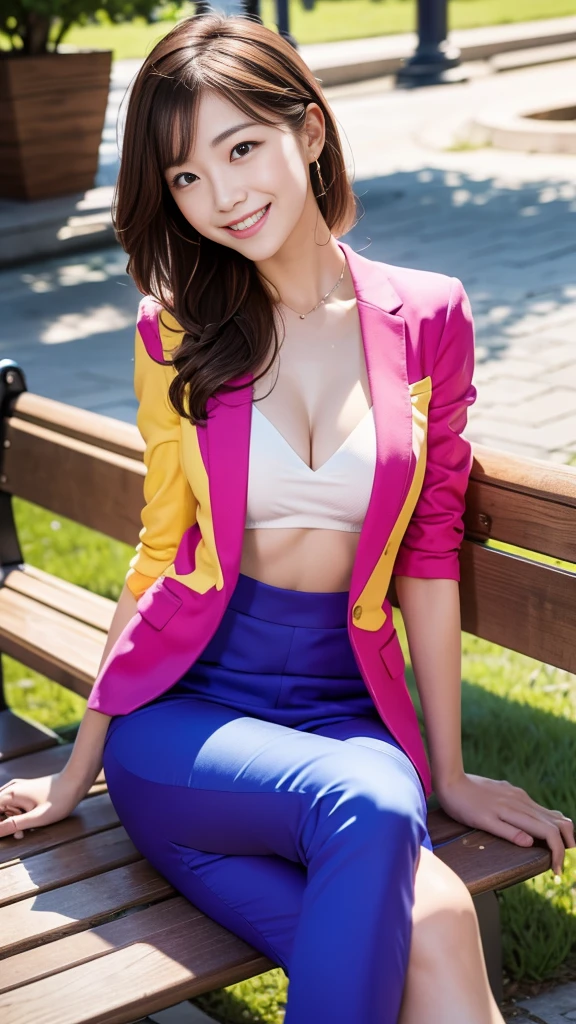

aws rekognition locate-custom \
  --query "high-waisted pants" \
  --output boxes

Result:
[103,573,433,1024]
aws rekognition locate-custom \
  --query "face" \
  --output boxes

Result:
[163,90,325,262]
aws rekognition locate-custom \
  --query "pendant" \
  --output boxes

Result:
[300,314,306,319]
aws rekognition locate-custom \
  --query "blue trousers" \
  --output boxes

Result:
[103,573,433,1024]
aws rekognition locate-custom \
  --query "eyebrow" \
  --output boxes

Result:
[210,120,261,148]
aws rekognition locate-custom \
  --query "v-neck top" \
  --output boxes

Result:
[245,403,377,532]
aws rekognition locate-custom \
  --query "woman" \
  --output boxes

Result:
[0,14,573,1024]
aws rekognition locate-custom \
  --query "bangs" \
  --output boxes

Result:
[150,75,202,175]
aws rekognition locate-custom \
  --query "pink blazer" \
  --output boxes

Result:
[87,240,477,799]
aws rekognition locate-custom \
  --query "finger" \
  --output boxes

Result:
[498,809,565,875]
[0,805,49,839]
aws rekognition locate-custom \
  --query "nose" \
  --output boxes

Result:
[212,172,248,215]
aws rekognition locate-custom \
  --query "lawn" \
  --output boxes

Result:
[0,0,574,57]
[5,494,576,1022]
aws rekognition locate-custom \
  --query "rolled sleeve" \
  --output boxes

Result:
[393,276,477,581]
[125,323,197,599]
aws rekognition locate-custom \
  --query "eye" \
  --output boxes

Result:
[231,141,260,160]
[171,171,198,189]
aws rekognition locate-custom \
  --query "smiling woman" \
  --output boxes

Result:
[2,13,573,1024]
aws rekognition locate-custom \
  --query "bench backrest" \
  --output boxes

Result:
[3,390,576,673]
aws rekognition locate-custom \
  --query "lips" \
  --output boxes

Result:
[225,204,270,231]
[222,203,271,240]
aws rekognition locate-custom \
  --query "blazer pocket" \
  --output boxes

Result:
[379,630,406,680]
[137,578,183,630]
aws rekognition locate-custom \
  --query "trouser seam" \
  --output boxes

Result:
[168,839,292,974]
[275,625,296,709]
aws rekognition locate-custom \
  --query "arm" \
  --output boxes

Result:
[395,576,463,794]
[59,582,139,799]
[393,279,574,873]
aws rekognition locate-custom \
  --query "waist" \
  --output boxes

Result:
[240,525,361,593]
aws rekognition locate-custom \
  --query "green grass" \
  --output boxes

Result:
[1,0,575,57]
[6,495,576,1021]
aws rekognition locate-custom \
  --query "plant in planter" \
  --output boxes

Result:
[0,1,174,201]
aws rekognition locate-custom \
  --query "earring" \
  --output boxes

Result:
[314,158,327,198]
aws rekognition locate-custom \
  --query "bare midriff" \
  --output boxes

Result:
[240,527,361,593]
[239,282,368,595]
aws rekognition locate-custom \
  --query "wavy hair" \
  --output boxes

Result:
[113,12,358,423]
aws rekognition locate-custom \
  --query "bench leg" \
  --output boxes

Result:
[473,890,503,1005]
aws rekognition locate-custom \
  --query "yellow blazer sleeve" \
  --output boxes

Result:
[125,324,198,600]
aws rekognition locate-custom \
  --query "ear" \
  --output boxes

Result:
[302,102,326,163]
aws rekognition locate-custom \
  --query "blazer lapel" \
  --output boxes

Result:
[336,242,413,624]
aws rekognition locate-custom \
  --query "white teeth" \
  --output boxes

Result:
[228,205,268,231]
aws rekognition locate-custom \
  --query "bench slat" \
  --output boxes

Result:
[436,829,551,894]
[0,708,60,762]
[0,827,139,905]
[0,861,172,956]
[460,540,576,674]
[12,391,143,462]
[0,900,271,1024]
[0,792,119,866]
[3,416,143,547]
[0,585,104,696]
[6,564,116,634]
[0,744,105,791]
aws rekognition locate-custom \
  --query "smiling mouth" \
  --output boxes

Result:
[226,204,270,231]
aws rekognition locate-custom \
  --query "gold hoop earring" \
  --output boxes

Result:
[314,158,327,198]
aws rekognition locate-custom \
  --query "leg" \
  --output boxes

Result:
[399,847,506,1024]
[102,696,428,1024]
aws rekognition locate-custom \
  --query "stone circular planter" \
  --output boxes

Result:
[469,97,576,154]
[0,49,112,201]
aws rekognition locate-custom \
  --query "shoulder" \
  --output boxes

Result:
[380,260,464,326]
[136,295,185,364]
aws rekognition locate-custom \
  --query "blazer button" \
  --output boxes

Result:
[353,604,363,620]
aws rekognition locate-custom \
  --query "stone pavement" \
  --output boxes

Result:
[2,53,575,462]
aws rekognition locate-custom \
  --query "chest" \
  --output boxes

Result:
[252,299,371,473]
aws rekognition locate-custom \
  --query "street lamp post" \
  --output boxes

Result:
[395,0,468,88]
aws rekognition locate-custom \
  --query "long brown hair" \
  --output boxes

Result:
[114,13,357,424]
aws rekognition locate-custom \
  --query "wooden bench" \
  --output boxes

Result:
[0,356,568,1024]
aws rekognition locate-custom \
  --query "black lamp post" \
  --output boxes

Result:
[395,0,468,88]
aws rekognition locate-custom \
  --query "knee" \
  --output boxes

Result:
[327,769,425,851]
[410,856,480,971]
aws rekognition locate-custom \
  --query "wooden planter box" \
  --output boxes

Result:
[0,49,112,201]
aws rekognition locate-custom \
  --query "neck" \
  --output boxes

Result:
[254,198,353,311]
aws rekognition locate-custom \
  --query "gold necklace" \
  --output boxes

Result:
[280,257,346,319]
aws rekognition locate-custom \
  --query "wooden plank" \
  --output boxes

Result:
[0,585,105,696]
[0,899,272,1024]
[0,745,105,792]
[0,792,119,867]
[459,539,576,672]
[470,443,576,506]
[2,417,143,546]
[427,806,475,847]
[0,861,173,956]
[0,827,139,905]
[465,477,576,564]
[435,828,551,895]
[0,708,60,762]
[5,564,116,635]
[10,392,143,462]
[0,896,266,994]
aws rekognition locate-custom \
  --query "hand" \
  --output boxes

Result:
[435,772,575,877]
[0,774,81,840]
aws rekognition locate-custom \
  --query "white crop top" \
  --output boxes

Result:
[245,403,377,532]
